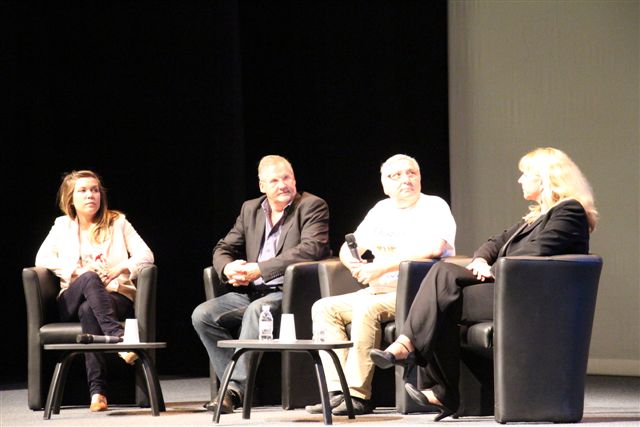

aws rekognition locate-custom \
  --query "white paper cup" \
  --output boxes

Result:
[123,318,140,343]
[279,314,297,343]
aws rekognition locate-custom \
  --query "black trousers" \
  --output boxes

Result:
[57,272,134,396]
[402,261,492,405]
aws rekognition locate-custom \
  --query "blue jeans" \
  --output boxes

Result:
[191,289,283,399]
[57,272,134,396]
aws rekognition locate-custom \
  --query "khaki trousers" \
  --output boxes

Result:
[311,289,396,400]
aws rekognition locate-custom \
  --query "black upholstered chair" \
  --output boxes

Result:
[203,261,322,408]
[401,255,603,423]
[23,264,158,410]
[492,254,602,423]
[298,258,442,412]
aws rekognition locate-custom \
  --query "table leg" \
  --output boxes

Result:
[44,351,76,420]
[243,351,262,420]
[307,351,333,425]
[136,350,166,415]
[213,348,247,423]
[53,352,77,415]
[322,349,355,419]
[44,362,62,419]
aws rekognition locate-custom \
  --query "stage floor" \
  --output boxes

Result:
[2,375,639,426]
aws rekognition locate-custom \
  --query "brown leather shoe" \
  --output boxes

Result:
[203,389,241,414]
[90,394,108,412]
[119,351,139,365]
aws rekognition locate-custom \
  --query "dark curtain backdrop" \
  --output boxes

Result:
[2,1,449,382]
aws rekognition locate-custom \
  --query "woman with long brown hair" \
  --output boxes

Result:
[36,170,154,412]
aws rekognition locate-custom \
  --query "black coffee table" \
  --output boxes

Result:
[214,339,354,425]
[43,342,166,419]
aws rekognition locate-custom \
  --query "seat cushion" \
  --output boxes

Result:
[458,282,494,359]
[344,321,396,347]
[382,322,396,346]
[461,322,494,359]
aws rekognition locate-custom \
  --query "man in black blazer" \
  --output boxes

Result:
[192,155,330,413]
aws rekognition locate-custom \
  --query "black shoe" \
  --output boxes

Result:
[305,392,344,414]
[204,389,242,414]
[404,383,455,422]
[332,396,374,416]
[370,348,415,369]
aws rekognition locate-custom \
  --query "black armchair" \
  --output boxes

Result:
[314,258,441,412]
[492,254,602,423]
[23,264,158,410]
[400,255,603,423]
[203,261,322,409]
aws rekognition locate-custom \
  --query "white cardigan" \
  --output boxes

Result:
[36,214,154,300]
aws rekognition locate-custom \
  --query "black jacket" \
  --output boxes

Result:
[473,199,590,266]
[213,191,331,284]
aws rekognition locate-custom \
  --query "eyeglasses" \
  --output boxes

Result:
[386,170,420,181]
[261,175,295,187]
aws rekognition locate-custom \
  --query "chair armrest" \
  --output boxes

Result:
[282,261,322,339]
[317,259,362,297]
[316,258,442,327]
[203,266,229,300]
[395,260,439,333]
[202,262,323,338]
[281,261,324,408]
[443,255,473,267]
[494,254,603,327]
[23,267,60,330]
[135,264,157,342]
[387,259,437,414]
[394,255,471,326]
[444,256,490,323]
[23,266,60,410]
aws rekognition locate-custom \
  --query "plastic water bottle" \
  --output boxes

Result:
[259,305,274,341]
[313,320,327,343]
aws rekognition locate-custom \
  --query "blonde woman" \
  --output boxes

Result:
[36,170,154,412]
[370,147,598,421]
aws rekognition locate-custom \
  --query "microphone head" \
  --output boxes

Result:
[345,233,357,247]
[76,333,92,344]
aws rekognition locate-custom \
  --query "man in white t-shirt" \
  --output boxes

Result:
[306,154,456,415]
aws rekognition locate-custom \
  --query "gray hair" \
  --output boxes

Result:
[258,155,294,180]
[380,154,420,176]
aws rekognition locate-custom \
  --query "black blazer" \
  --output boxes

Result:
[473,199,590,267]
[213,191,331,284]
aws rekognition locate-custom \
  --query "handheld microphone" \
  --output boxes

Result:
[344,233,362,261]
[76,334,123,344]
